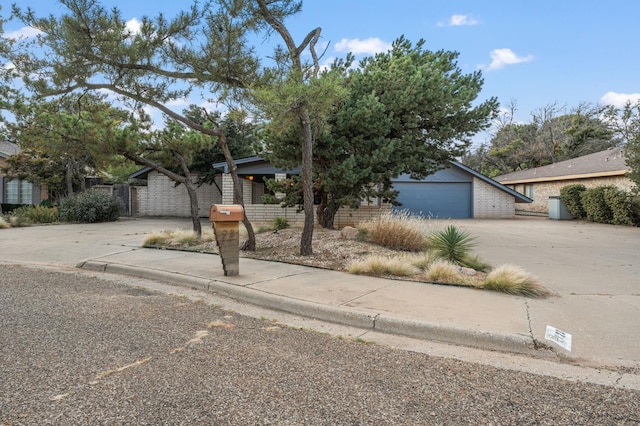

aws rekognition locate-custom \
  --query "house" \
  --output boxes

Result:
[129,157,531,224]
[392,161,531,218]
[0,141,45,206]
[494,146,634,215]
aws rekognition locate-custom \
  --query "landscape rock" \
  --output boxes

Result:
[340,226,360,240]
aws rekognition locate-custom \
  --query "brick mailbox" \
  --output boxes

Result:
[209,204,244,276]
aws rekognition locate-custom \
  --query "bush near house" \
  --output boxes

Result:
[604,188,636,226]
[559,184,586,219]
[577,186,640,226]
[580,186,614,224]
[58,190,123,223]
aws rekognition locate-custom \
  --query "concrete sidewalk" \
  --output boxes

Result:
[1,217,639,369]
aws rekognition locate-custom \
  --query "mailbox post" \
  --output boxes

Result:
[209,204,244,276]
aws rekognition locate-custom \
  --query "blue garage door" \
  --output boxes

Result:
[393,182,473,218]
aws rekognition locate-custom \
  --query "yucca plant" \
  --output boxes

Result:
[428,225,476,265]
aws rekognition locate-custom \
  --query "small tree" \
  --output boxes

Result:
[604,101,640,190]
[8,0,293,247]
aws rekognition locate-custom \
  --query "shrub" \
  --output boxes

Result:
[481,264,552,298]
[559,184,586,219]
[580,186,614,224]
[604,188,635,226]
[58,190,122,223]
[0,216,10,229]
[359,211,428,251]
[12,205,59,224]
[427,225,477,265]
[271,217,289,231]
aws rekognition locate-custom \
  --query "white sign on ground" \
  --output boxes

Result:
[545,325,572,351]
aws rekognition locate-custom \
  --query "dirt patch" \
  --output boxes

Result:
[198,227,400,271]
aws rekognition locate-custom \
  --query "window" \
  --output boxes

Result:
[4,179,33,204]
[524,184,534,199]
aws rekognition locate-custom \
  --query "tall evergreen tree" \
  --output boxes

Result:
[264,37,498,228]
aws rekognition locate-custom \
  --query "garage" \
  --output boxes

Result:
[393,181,473,218]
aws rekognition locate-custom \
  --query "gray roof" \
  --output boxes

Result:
[494,147,628,184]
[451,161,532,203]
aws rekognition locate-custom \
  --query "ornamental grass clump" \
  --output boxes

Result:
[481,264,552,298]
[0,216,10,229]
[359,211,428,252]
[347,254,421,277]
[428,225,477,265]
[143,229,215,247]
[422,259,464,283]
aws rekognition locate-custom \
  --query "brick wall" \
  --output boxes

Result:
[133,172,222,217]
[243,204,390,228]
[512,176,634,214]
[473,177,516,218]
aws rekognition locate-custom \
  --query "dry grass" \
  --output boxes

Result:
[480,264,553,298]
[0,217,10,229]
[358,211,430,252]
[143,229,215,248]
[409,250,442,271]
[421,259,465,283]
[347,254,421,277]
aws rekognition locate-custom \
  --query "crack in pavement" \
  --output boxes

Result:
[524,300,542,350]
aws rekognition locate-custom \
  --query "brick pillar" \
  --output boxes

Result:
[242,178,253,205]
[222,173,234,204]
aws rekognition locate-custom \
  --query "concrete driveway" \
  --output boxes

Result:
[456,217,640,366]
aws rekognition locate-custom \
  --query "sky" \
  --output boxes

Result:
[3,0,640,145]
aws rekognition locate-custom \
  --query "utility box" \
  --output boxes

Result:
[209,204,244,222]
[549,196,573,220]
[209,204,244,276]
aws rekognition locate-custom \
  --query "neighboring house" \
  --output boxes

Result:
[0,141,45,206]
[130,157,531,225]
[494,147,633,215]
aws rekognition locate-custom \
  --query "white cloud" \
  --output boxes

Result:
[334,37,391,55]
[483,48,533,71]
[126,18,142,35]
[600,91,640,108]
[4,26,42,40]
[438,14,478,27]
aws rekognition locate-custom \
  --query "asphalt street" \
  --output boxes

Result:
[2,265,639,425]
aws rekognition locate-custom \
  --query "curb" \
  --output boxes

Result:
[78,260,545,357]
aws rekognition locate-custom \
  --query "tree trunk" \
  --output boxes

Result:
[219,133,256,251]
[175,152,202,238]
[316,193,339,230]
[299,110,315,255]
[65,160,74,196]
